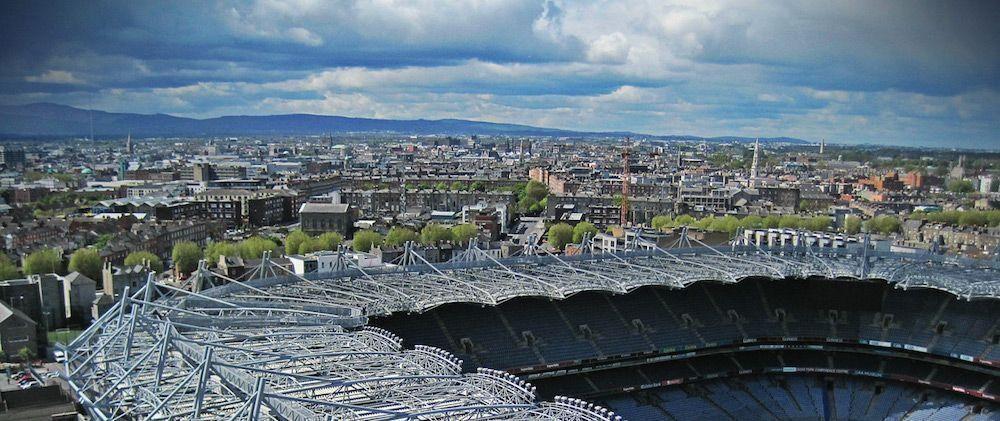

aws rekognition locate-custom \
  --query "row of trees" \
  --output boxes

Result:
[284,231,344,255]
[647,213,903,236]
[910,210,1000,228]
[0,247,166,282]
[546,222,598,250]
[1,223,486,280]
[352,223,480,252]
[402,180,489,192]
[203,236,280,266]
[650,214,835,235]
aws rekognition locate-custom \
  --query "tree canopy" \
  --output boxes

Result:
[384,227,420,247]
[68,248,102,280]
[865,215,902,235]
[420,223,453,245]
[352,230,383,252]
[649,213,837,236]
[572,221,598,243]
[284,230,310,255]
[946,179,975,193]
[205,242,239,265]
[24,248,63,275]
[844,216,862,234]
[0,255,19,281]
[316,232,344,250]
[124,251,163,272]
[171,241,202,274]
[450,223,479,245]
[651,215,673,231]
[547,223,574,251]
[517,180,549,214]
[910,210,1000,227]
[237,237,278,259]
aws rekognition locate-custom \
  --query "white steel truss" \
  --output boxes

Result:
[64,277,622,420]
[197,246,1000,318]
[64,244,997,420]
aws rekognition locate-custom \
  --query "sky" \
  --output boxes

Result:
[1,0,998,148]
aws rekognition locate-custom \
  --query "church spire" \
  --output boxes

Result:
[750,138,761,187]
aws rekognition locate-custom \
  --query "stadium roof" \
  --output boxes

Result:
[64,238,998,420]
[195,243,1000,318]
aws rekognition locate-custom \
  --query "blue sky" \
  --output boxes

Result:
[1,0,997,148]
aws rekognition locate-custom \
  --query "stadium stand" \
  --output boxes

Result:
[598,375,994,421]
[65,245,1000,420]
[374,276,999,419]
[375,278,999,371]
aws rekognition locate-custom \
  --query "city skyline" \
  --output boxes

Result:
[1,1,998,148]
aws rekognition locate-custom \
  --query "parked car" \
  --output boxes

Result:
[19,381,40,389]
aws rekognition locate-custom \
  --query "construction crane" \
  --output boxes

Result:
[620,137,631,227]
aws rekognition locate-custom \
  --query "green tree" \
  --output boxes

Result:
[0,255,19,281]
[284,230,310,255]
[171,241,202,274]
[238,237,278,259]
[124,251,163,272]
[450,223,479,245]
[710,215,741,235]
[778,215,802,229]
[93,233,113,249]
[17,347,35,363]
[450,181,465,191]
[844,216,862,235]
[740,215,764,230]
[297,237,325,254]
[693,216,715,230]
[805,216,833,231]
[352,230,383,252]
[68,248,102,280]
[420,223,453,245]
[384,227,420,247]
[204,242,239,264]
[651,215,673,231]
[23,248,63,275]
[434,181,448,191]
[316,232,344,250]
[673,215,696,226]
[572,221,599,243]
[547,223,574,251]
[517,180,549,214]
[470,181,485,192]
[525,180,549,201]
[864,216,902,235]
[946,179,974,193]
[957,212,988,227]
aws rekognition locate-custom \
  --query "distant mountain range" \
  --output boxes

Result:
[0,102,810,144]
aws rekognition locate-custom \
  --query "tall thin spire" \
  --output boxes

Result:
[620,137,631,227]
[819,138,825,155]
[125,130,133,154]
[750,138,761,187]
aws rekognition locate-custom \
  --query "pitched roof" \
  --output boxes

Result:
[0,300,37,326]
[299,202,350,214]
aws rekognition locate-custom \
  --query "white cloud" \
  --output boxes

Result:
[285,27,323,46]
[3,0,997,148]
[586,32,630,64]
[25,70,85,85]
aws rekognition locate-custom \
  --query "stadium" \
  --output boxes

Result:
[62,237,999,420]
